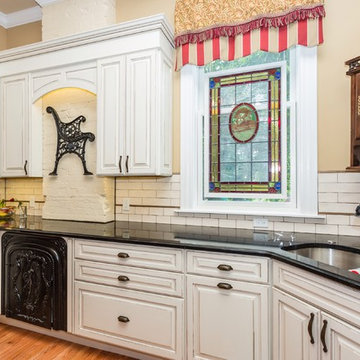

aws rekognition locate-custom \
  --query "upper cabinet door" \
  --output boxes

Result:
[125,50,156,175]
[97,57,126,175]
[273,289,320,360]
[0,75,29,177]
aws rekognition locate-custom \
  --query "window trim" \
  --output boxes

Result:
[179,46,319,218]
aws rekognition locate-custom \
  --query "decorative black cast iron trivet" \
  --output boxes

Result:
[46,106,95,175]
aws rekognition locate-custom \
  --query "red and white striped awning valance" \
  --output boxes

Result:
[175,17,323,70]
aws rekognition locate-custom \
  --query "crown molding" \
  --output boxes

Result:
[0,13,174,63]
[0,6,42,29]
[35,0,64,7]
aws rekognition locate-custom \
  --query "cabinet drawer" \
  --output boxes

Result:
[273,261,360,328]
[187,251,268,283]
[74,240,183,272]
[74,260,184,297]
[74,282,184,360]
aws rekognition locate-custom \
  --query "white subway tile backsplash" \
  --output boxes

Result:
[170,216,186,225]
[318,173,338,183]
[294,223,316,233]
[338,193,360,204]
[274,222,294,232]
[315,224,338,235]
[202,218,219,227]
[219,219,236,228]
[338,225,360,236]
[349,216,360,226]
[337,172,360,183]
[185,217,202,226]
[326,215,350,225]
[111,171,360,235]
[318,193,338,203]
[319,182,360,193]
[319,202,355,214]
[235,220,253,229]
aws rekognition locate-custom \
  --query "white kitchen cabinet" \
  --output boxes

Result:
[273,262,360,360]
[273,289,320,360]
[96,56,126,175]
[96,49,172,176]
[187,274,269,360]
[0,74,36,177]
[321,313,360,360]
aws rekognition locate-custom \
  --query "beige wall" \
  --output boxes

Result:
[317,0,360,171]
[7,21,41,49]
[42,0,116,41]
[0,26,7,50]
[117,0,359,173]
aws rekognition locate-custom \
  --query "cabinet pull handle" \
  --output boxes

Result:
[320,320,328,353]
[118,156,122,173]
[117,316,130,323]
[117,252,129,258]
[118,275,129,282]
[217,264,233,271]
[217,282,233,290]
[125,155,129,173]
[24,160,28,175]
[308,313,315,344]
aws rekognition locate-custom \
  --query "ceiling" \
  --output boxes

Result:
[0,0,38,14]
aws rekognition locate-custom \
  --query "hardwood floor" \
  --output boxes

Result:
[0,324,137,360]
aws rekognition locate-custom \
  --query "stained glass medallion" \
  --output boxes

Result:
[209,68,282,194]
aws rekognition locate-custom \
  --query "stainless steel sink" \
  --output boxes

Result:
[283,245,360,270]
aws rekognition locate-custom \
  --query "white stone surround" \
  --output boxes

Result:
[41,89,114,222]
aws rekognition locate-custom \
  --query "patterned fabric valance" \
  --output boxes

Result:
[175,0,325,70]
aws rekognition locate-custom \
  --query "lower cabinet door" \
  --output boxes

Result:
[187,275,269,360]
[321,313,360,360]
[273,289,320,360]
[74,281,184,359]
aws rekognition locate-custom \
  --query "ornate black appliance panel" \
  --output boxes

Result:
[1,232,67,330]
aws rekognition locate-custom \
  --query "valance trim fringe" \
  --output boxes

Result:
[175,4,325,47]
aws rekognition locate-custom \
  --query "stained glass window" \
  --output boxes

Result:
[209,68,282,194]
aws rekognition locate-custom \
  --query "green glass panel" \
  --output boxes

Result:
[235,84,251,103]
[236,163,251,182]
[236,143,251,162]
[252,142,268,162]
[252,162,268,182]
[220,163,236,182]
[220,85,236,106]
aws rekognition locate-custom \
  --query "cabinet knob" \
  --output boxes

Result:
[118,316,130,323]
[217,264,233,271]
[118,275,129,282]
[117,252,129,258]
[217,282,233,290]
[24,160,28,175]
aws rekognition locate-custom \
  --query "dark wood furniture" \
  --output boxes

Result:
[346,56,360,171]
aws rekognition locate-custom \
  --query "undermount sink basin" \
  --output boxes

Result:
[282,244,360,270]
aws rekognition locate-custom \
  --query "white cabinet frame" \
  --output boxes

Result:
[0,14,173,178]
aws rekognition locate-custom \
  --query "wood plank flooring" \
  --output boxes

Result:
[0,324,137,360]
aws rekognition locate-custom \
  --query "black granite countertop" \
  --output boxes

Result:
[1,216,360,290]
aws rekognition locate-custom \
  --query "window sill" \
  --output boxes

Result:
[176,209,325,220]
